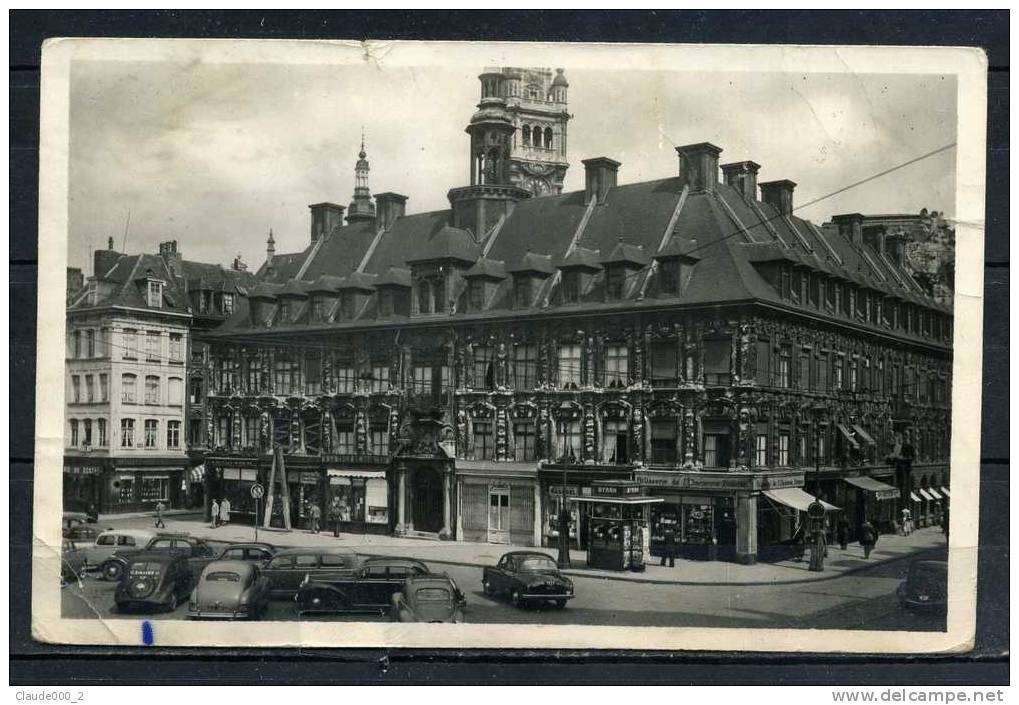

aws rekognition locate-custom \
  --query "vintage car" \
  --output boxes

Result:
[188,560,271,620]
[897,559,948,614]
[262,547,363,599]
[215,542,277,566]
[113,553,194,613]
[79,529,159,571]
[294,557,430,615]
[60,539,86,585]
[64,523,103,543]
[482,551,574,608]
[99,533,218,582]
[391,574,466,623]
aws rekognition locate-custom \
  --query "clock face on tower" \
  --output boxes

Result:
[525,177,550,196]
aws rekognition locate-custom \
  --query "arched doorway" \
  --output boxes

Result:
[411,466,444,534]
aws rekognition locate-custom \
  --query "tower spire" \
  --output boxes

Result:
[266,228,276,266]
[347,127,377,223]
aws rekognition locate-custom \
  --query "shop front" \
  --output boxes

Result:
[62,458,106,515]
[843,475,900,533]
[205,456,265,525]
[455,460,541,547]
[635,467,807,565]
[103,464,186,514]
[538,464,633,551]
[326,467,390,535]
[757,486,840,562]
[573,481,662,571]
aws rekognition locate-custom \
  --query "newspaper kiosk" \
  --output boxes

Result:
[573,480,663,571]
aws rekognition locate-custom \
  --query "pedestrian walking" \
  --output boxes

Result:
[329,498,342,538]
[220,497,231,525]
[660,527,677,568]
[154,500,166,529]
[900,507,913,536]
[310,502,322,534]
[836,514,850,551]
[859,520,878,559]
[210,499,220,529]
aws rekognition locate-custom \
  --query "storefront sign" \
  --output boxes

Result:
[63,465,102,475]
[548,486,581,497]
[287,471,320,484]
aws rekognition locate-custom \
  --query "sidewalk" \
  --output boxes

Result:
[98,512,947,586]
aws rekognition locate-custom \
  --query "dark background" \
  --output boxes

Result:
[9,10,1009,685]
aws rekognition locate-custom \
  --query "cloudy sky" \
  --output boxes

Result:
[67,55,957,273]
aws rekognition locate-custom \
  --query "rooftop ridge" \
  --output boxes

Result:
[714,189,765,244]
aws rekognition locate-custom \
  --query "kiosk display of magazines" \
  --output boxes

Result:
[573,480,663,571]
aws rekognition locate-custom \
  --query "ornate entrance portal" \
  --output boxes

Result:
[411,466,444,534]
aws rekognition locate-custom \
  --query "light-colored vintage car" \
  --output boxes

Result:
[79,529,159,571]
[188,561,270,620]
[391,574,466,623]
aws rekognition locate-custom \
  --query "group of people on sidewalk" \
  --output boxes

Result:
[208,498,232,528]
[306,498,345,538]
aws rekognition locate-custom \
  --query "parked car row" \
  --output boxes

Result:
[63,529,578,623]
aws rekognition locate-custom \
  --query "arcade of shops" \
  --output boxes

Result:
[199,453,946,565]
[62,456,196,516]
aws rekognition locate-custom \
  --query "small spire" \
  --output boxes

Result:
[359,126,366,159]
[267,227,275,245]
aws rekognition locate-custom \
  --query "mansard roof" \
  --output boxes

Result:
[464,257,508,280]
[216,163,951,338]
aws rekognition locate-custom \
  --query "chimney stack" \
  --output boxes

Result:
[582,157,620,205]
[158,240,183,277]
[94,238,121,278]
[375,192,408,231]
[676,142,722,193]
[720,160,761,201]
[759,179,797,216]
[832,213,865,249]
[309,203,345,243]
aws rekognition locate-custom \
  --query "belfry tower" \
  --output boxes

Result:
[501,67,571,196]
[347,129,376,223]
[447,69,532,240]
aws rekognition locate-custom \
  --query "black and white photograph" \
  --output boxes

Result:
[32,38,986,652]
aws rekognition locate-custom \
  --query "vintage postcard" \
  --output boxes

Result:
[33,39,986,651]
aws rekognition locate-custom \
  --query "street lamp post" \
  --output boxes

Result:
[808,407,826,572]
[557,465,572,569]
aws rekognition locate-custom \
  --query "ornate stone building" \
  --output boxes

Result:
[196,69,952,563]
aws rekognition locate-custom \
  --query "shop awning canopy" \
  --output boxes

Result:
[189,465,205,483]
[910,491,922,502]
[327,469,386,479]
[941,486,950,497]
[926,488,943,500]
[918,488,936,501]
[763,488,840,513]
[851,424,877,446]
[571,496,664,506]
[844,475,901,500]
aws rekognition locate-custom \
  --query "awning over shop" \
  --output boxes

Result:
[926,488,943,500]
[941,486,950,498]
[572,496,664,506]
[189,465,205,483]
[844,475,901,500]
[326,469,386,480]
[910,491,922,502]
[851,424,877,446]
[763,488,840,512]
[918,488,935,501]
[837,424,860,450]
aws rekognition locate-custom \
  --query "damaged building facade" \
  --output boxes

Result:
[196,67,953,563]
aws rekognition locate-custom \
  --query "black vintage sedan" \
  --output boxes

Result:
[114,553,194,613]
[215,542,277,567]
[897,559,948,614]
[391,574,466,623]
[294,557,430,616]
[262,547,362,599]
[482,551,574,609]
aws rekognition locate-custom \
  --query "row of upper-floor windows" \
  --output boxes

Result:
[193,290,234,316]
[70,373,184,406]
[207,337,946,400]
[778,266,952,343]
[67,417,181,450]
[521,124,554,149]
[67,327,185,363]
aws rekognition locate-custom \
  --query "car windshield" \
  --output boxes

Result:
[415,587,451,602]
[205,571,241,582]
[517,556,557,571]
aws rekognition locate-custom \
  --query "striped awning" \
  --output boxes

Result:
[941,486,950,498]
[844,475,900,500]
[189,465,205,483]
[927,487,943,500]
[910,491,922,502]
[919,488,936,501]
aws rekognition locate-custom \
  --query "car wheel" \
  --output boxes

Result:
[511,588,525,608]
[101,561,123,582]
[554,599,567,610]
[482,579,494,596]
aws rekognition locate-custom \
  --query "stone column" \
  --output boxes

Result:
[440,468,453,540]
[394,467,407,536]
[532,480,542,548]
[455,479,464,540]
[735,492,758,564]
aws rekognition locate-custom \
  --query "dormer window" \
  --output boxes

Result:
[222,293,234,314]
[279,301,290,322]
[468,279,486,311]
[606,267,626,300]
[515,277,533,308]
[340,293,355,320]
[417,281,432,314]
[379,290,394,317]
[562,270,580,304]
[311,298,327,323]
[147,280,164,308]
